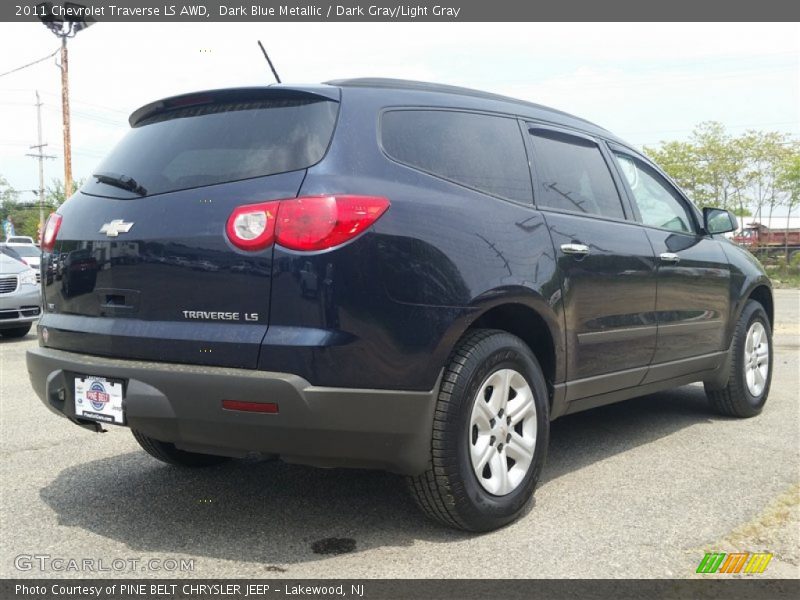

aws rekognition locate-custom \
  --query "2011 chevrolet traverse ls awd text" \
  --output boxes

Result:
[27,79,773,531]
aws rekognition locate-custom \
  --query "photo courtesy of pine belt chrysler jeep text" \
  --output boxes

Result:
[27,79,774,531]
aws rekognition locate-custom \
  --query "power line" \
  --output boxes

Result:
[0,140,106,158]
[0,100,128,122]
[0,48,59,79]
[0,90,130,116]
[42,104,125,127]
[37,89,129,116]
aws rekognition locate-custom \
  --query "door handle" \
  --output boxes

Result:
[660,252,681,263]
[561,243,590,256]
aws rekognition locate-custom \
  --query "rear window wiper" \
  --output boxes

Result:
[93,171,147,196]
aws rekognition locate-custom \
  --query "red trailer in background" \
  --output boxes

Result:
[734,222,800,259]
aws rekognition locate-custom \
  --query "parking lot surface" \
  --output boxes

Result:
[1,290,797,578]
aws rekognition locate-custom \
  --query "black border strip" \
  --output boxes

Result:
[4,1,800,22]
[4,579,800,600]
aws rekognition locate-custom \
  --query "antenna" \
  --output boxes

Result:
[257,41,281,84]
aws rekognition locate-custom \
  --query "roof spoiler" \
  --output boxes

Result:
[128,85,340,127]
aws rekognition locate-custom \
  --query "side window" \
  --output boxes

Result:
[529,129,625,219]
[381,110,532,203]
[612,152,694,233]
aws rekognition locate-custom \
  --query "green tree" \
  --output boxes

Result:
[738,131,792,226]
[691,121,741,211]
[0,176,30,239]
[0,175,19,204]
[45,177,84,207]
[0,175,78,241]
[644,140,705,204]
[776,151,800,259]
[646,123,795,223]
[645,122,741,209]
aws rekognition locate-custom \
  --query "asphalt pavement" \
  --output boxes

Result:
[1,290,797,579]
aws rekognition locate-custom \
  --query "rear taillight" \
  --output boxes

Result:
[226,195,390,252]
[226,201,280,251]
[276,195,390,251]
[41,213,62,253]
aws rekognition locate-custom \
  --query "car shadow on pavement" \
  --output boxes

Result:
[0,332,34,344]
[39,384,718,568]
[543,383,716,483]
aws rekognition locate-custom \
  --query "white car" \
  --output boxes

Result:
[5,235,36,245]
[0,250,41,338]
[2,243,42,281]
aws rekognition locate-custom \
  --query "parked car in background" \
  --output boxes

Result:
[27,79,774,531]
[1,243,42,282]
[0,251,41,338]
[5,235,36,245]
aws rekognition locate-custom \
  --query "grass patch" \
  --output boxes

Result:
[770,274,800,289]
[760,253,800,289]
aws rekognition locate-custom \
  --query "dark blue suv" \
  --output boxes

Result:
[28,79,774,531]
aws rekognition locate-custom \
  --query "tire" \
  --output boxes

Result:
[704,299,773,418]
[132,430,230,467]
[1,324,32,338]
[408,329,549,532]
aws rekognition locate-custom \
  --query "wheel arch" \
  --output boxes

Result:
[469,304,558,389]
[727,278,774,348]
[747,284,774,329]
[708,279,774,390]
[435,290,565,405]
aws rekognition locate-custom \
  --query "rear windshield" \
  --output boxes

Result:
[83,96,338,198]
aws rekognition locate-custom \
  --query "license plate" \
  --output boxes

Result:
[74,376,125,425]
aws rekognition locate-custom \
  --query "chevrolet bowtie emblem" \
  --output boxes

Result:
[100,220,134,237]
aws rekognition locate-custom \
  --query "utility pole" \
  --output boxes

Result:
[26,91,55,243]
[60,36,72,198]
[38,2,94,199]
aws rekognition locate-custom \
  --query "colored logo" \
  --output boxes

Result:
[697,552,773,574]
[86,381,110,411]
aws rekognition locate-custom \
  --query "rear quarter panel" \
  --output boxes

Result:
[259,88,564,391]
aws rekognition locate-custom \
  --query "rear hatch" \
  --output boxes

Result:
[41,87,339,368]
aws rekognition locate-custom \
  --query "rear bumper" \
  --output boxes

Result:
[26,346,438,475]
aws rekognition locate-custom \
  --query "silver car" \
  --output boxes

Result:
[0,252,41,338]
[3,243,42,281]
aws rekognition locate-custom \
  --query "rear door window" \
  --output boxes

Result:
[529,128,626,220]
[381,109,533,203]
[83,95,339,198]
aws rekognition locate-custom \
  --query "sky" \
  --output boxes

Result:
[0,22,798,210]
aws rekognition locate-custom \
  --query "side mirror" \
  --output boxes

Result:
[703,207,738,235]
